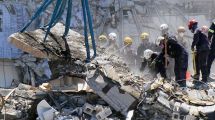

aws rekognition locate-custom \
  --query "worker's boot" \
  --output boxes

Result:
[191,74,199,80]
[201,75,208,83]
[178,81,186,87]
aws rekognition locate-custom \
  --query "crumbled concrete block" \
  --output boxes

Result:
[96,107,112,120]
[83,103,95,116]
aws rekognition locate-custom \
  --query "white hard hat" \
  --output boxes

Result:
[160,24,168,31]
[108,32,117,40]
[156,36,164,46]
[144,49,154,60]
[160,24,169,36]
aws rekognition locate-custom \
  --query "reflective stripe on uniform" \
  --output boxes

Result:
[209,29,214,33]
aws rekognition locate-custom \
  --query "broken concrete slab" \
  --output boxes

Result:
[8,23,86,60]
[87,69,137,116]
[37,100,57,120]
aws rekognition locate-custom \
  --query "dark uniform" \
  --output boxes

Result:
[145,53,167,78]
[137,42,161,71]
[207,22,215,77]
[158,37,188,87]
[192,28,210,82]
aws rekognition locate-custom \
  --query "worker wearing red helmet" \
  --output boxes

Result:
[188,19,210,83]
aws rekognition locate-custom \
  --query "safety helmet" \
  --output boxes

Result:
[160,24,169,36]
[108,32,117,41]
[124,36,133,45]
[188,19,198,30]
[177,26,186,33]
[201,25,208,33]
[156,36,164,46]
[160,24,168,31]
[144,49,153,60]
[98,35,108,41]
[140,32,149,40]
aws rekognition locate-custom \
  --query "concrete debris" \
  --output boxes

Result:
[6,23,215,120]
[36,94,121,120]
[83,103,94,116]
[0,84,46,120]
[87,69,137,116]
[15,53,52,86]
[37,100,57,120]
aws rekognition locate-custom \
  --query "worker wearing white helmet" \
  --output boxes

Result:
[155,36,188,87]
[102,32,119,53]
[108,32,117,41]
[142,49,167,79]
[160,24,169,36]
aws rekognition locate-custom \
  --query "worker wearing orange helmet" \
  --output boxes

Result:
[188,19,210,83]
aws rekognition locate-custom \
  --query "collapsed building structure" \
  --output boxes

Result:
[0,23,213,120]
[0,0,215,120]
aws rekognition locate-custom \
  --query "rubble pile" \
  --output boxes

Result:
[36,92,124,120]
[8,23,145,97]
[0,84,46,120]
[138,78,215,120]
[14,54,52,86]
[5,23,215,119]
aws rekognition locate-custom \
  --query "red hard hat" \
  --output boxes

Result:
[188,19,198,30]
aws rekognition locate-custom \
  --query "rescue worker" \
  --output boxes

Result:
[123,36,136,69]
[201,25,209,37]
[156,36,188,87]
[207,20,215,78]
[98,34,108,47]
[160,24,169,37]
[143,49,167,79]
[137,32,150,56]
[123,36,134,55]
[177,26,189,50]
[103,32,119,53]
[137,32,150,71]
[160,24,175,79]
[188,19,210,83]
